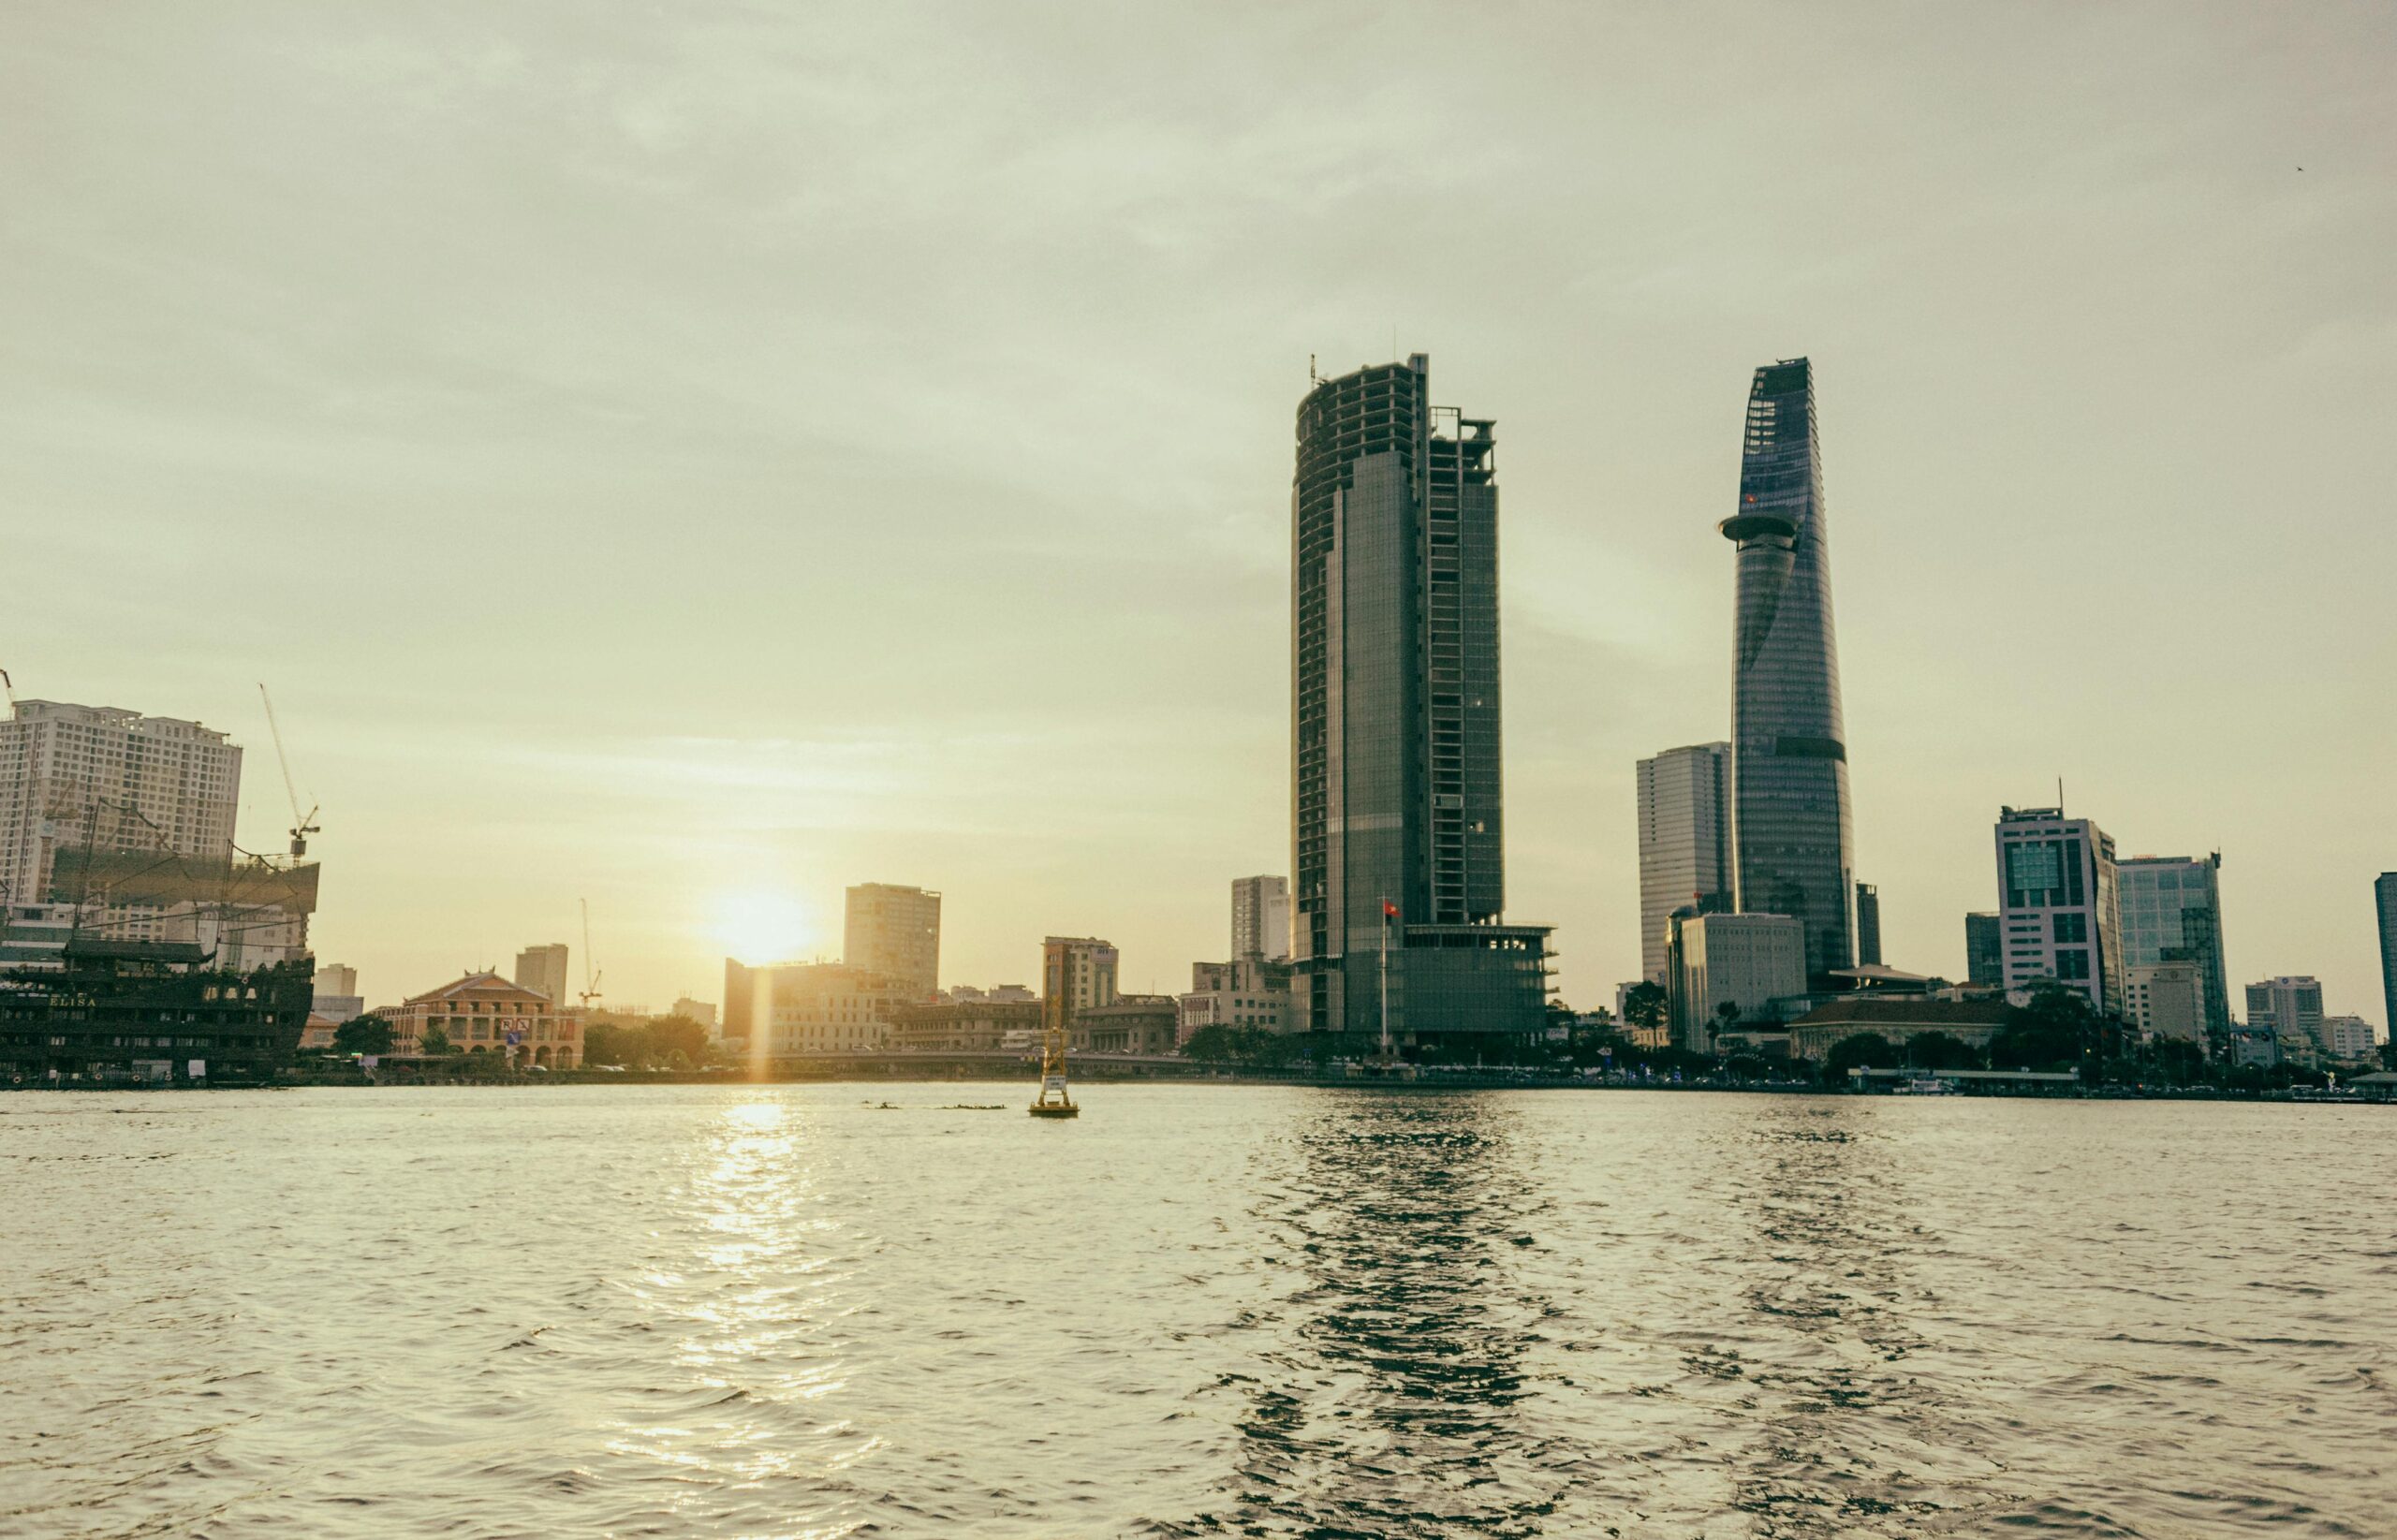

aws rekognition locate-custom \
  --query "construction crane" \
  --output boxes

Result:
[1,664,16,712]
[257,683,321,858]
[579,898,604,1009]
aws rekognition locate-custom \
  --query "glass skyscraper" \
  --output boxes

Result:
[2376,873,2396,1049]
[1290,355,1548,1045]
[2116,854,2229,1036]
[1722,358,1855,985]
[1964,912,2003,987]
[1635,741,1731,984]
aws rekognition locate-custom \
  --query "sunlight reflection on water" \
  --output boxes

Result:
[3,1086,2391,1539]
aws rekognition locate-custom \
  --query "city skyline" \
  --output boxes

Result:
[7,5,2394,1020]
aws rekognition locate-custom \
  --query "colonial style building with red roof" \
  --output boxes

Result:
[386,971,581,1067]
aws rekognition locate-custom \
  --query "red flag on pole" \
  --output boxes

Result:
[1383,901,1399,919]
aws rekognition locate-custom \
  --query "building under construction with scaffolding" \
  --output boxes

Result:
[0,697,318,1082]
[0,697,317,962]
[1288,356,1551,1051]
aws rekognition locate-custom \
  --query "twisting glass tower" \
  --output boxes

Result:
[1720,358,1855,985]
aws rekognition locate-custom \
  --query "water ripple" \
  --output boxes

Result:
[1,1089,2391,1537]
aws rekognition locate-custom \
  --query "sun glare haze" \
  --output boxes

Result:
[709,891,816,967]
[5,4,2397,1537]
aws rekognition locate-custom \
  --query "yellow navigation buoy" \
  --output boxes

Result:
[1028,1003,1078,1120]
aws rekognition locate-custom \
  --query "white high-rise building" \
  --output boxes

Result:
[312,962,365,1023]
[0,700,243,908]
[1231,875,1291,962]
[1994,807,2122,1015]
[1637,743,1731,984]
[1665,912,1804,1053]
[2322,1015,2378,1062]
[2125,961,2205,1044]
[844,883,941,1000]
[0,699,310,970]
[514,943,570,1004]
[2246,976,2327,1059]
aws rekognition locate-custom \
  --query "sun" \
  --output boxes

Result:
[710,890,816,965]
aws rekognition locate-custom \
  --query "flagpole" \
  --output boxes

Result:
[1378,898,1392,1060]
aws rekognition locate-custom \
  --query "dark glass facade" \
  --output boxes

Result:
[2117,855,2230,1036]
[1964,912,2002,986]
[2376,873,2397,1053]
[1722,358,1855,985]
[1290,356,1543,1041]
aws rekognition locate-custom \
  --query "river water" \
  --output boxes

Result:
[3,1085,2390,1538]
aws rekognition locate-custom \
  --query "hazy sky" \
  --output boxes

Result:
[7,3,2394,1021]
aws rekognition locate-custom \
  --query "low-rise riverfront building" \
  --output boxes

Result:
[946,983,1036,1004]
[299,1010,341,1050]
[388,972,581,1066]
[889,998,1041,1052]
[1073,995,1177,1054]
[1179,957,1295,1043]
[722,960,918,1055]
[2228,1024,2280,1067]
[1787,998,2013,1063]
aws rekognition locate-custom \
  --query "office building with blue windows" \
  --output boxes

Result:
[1993,806,2123,1015]
[2116,854,2229,1037]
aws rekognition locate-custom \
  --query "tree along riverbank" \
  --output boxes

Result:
[22,1061,2389,1102]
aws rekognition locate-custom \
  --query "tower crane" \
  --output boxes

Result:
[257,683,321,858]
[579,898,604,1009]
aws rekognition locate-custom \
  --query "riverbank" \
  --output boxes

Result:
[14,1061,2392,1102]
